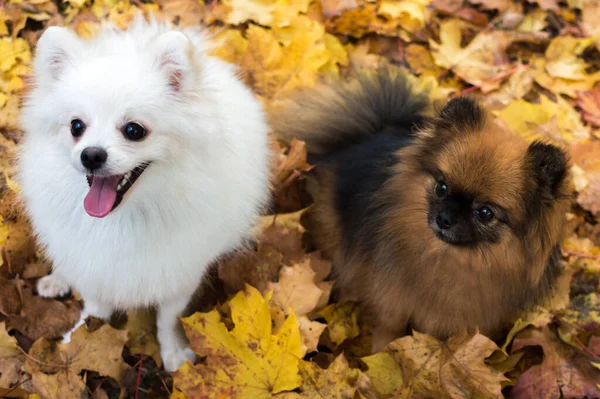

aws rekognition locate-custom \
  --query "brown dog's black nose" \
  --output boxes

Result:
[81,147,108,171]
[436,211,456,230]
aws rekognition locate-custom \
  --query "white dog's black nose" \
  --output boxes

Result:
[81,147,108,171]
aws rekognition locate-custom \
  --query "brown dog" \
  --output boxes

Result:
[271,68,574,351]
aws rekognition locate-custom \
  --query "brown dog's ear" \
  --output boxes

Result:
[526,140,569,197]
[435,96,486,132]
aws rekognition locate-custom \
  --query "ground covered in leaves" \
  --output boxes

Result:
[1,0,600,398]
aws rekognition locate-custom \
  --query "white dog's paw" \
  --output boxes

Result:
[161,346,197,372]
[37,275,70,298]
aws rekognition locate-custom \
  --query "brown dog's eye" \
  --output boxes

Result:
[435,181,448,198]
[476,206,494,222]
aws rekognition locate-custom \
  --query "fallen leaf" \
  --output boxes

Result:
[404,43,443,77]
[0,356,24,389]
[174,285,303,398]
[470,0,513,11]
[517,9,547,33]
[125,308,162,367]
[222,0,312,27]
[528,0,558,11]
[294,354,361,398]
[298,315,326,355]
[576,87,600,127]
[25,323,129,382]
[544,36,597,80]
[501,307,553,351]
[362,351,403,397]
[389,331,508,399]
[269,259,324,316]
[319,302,360,346]
[8,287,81,341]
[27,369,88,399]
[0,322,19,358]
[511,326,600,399]
[155,0,205,27]
[571,141,600,215]
[556,292,600,348]
[429,19,546,92]
[532,57,600,98]
[496,95,590,144]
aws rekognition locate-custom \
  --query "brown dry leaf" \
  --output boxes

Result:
[269,259,325,316]
[470,0,513,11]
[576,87,600,127]
[389,331,507,399]
[319,302,360,346]
[362,351,403,397]
[27,369,88,399]
[325,3,412,39]
[155,0,205,27]
[25,323,129,381]
[0,356,24,389]
[298,315,326,354]
[404,43,443,77]
[429,19,546,92]
[270,137,313,213]
[511,327,600,398]
[571,141,600,215]
[8,287,81,341]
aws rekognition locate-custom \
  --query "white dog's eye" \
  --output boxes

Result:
[71,119,86,137]
[122,122,147,141]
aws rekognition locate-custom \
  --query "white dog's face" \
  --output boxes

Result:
[23,24,200,218]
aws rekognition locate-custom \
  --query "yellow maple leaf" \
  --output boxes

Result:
[174,285,303,398]
[377,0,430,34]
[532,56,600,97]
[0,321,19,358]
[362,351,403,396]
[318,302,360,346]
[497,95,590,144]
[0,215,8,247]
[210,19,347,99]
[544,35,597,80]
[0,37,31,72]
[223,0,312,27]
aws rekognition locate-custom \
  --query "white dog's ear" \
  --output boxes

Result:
[34,26,83,81]
[152,31,195,93]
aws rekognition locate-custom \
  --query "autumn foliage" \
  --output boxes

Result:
[1,0,600,398]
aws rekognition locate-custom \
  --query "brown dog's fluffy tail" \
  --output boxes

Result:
[269,67,431,155]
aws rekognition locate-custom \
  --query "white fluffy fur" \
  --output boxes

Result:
[17,17,271,371]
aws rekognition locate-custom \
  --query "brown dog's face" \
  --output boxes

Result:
[417,97,569,248]
[425,130,528,246]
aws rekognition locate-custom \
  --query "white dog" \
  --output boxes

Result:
[17,17,271,371]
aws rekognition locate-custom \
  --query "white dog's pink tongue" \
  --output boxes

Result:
[84,175,122,218]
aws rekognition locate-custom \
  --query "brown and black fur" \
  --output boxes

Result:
[270,67,574,352]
